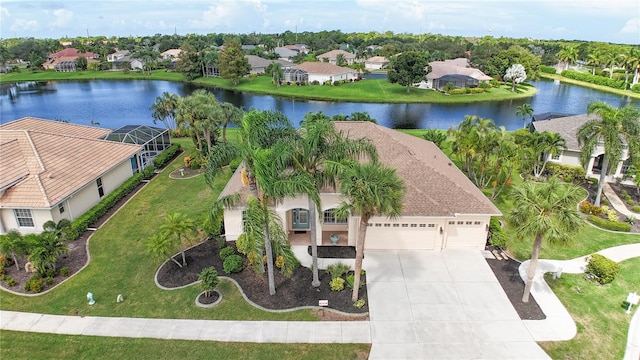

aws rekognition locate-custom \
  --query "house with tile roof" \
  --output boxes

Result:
[283,62,358,84]
[160,49,182,60]
[423,58,492,91]
[245,55,293,74]
[0,118,145,234]
[531,113,632,181]
[219,121,501,251]
[316,49,357,65]
[365,56,389,70]
[43,48,99,71]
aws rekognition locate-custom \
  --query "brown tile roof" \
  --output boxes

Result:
[532,114,600,151]
[220,122,500,217]
[1,117,111,139]
[366,56,389,63]
[0,120,140,208]
[426,58,492,81]
[49,48,98,58]
[293,62,355,75]
[0,139,29,191]
[316,49,356,61]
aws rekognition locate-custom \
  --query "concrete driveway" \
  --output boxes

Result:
[364,249,550,359]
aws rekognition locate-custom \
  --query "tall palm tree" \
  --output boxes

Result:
[603,52,621,79]
[206,109,296,295]
[557,46,578,70]
[621,49,640,86]
[508,178,583,302]
[587,50,602,76]
[524,131,567,180]
[176,89,221,154]
[336,162,405,301]
[150,92,181,130]
[515,103,534,129]
[277,113,378,287]
[219,102,243,143]
[158,212,197,267]
[577,102,640,206]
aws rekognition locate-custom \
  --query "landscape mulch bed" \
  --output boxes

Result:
[486,256,546,320]
[308,245,356,259]
[581,182,640,233]
[156,239,369,317]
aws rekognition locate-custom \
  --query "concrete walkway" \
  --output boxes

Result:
[602,182,636,218]
[365,249,549,359]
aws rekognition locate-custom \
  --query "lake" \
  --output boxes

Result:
[1,79,638,130]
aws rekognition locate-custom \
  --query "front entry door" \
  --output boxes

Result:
[292,208,310,229]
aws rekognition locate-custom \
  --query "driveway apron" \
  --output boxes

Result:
[364,249,550,359]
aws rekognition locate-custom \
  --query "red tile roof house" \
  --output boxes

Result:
[219,121,501,252]
[0,118,146,235]
[316,49,357,65]
[43,48,99,71]
[283,62,359,85]
[422,58,492,91]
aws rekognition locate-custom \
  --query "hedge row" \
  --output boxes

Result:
[587,215,631,232]
[545,163,586,184]
[153,143,182,169]
[561,70,627,90]
[538,65,557,74]
[67,173,144,241]
[632,84,640,94]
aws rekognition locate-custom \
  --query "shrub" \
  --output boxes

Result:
[587,215,631,232]
[324,80,332,86]
[624,194,632,202]
[625,215,636,225]
[219,246,235,261]
[330,277,345,291]
[586,254,620,284]
[189,157,201,170]
[587,177,598,186]
[448,88,466,95]
[478,81,491,89]
[60,267,70,277]
[632,205,640,213]
[561,70,627,89]
[198,267,219,296]
[327,263,350,279]
[423,129,447,148]
[539,65,557,74]
[223,255,244,274]
[229,158,241,172]
[346,273,365,289]
[152,143,182,169]
[333,81,341,86]
[275,255,285,269]
[24,276,44,293]
[620,189,629,196]
[488,216,507,247]
[632,84,640,93]
[141,165,156,180]
[353,299,366,308]
[5,276,15,287]
[311,80,320,85]
[545,163,586,182]
[627,199,635,205]
[45,276,54,285]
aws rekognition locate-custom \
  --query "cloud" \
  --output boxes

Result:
[620,17,639,34]
[0,6,9,17]
[189,0,269,30]
[50,8,73,27]
[10,18,38,32]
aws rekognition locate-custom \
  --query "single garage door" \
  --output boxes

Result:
[444,221,484,248]
[364,223,438,250]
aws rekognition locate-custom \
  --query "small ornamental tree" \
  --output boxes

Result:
[504,64,527,92]
[198,267,219,297]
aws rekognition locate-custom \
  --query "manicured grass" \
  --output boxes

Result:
[540,257,640,360]
[0,331,370,360]
[1,69,537,104]
[0,138,315,321]
[539,73,640,99]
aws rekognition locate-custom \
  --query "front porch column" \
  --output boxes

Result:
[586,157,596,176]
[614,160,624,179]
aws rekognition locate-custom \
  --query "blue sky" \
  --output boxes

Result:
[1,0,638,43]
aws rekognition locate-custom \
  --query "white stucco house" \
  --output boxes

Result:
[220,121,501,251]
[532,113,632,181]
[283,62,359,84]
[364,56,389,70]
[0,118,167,235]
[422,58,492,91]
[316,49,357,65]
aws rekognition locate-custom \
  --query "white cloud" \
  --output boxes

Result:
[10,18,38,32]
[189,0,269,30]
[620,17,639,34]
[0,6,10,17]
[50,8,73,27]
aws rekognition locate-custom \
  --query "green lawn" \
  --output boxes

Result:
[541,257,640,360]
[539,73,640,99]
[0,331,370,360]
[0,69,537,104]
[0,138,315,321]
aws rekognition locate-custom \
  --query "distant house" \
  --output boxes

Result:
[284,44,310,54]
[241,45,257,52]
[107,50,130,62]
[160,49,182,60]
[316,49,357,65]
[273,46,298,60]
[531,113,632,181]
[283,62,358,84]
[130,59,145,70]
[43,48,99,71]
[423,58,492,91]
[365,56,389,70]
[245,55,293,74]
[0,118,149,234]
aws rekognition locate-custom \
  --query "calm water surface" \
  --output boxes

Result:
[1,79,638,130]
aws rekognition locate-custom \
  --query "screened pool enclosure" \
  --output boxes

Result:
[103,125,171,171]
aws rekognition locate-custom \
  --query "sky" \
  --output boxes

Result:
[0,0,639,44]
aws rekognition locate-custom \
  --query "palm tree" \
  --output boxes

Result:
[621,49,640,85]
[0,230,27,271]
[150,92,181,130]
[577,102,640,206]
[587,50,602,76]
[277,114,378,287]
[557,46,578,70]
[158,212,197,267]
[219,102,243,143]
[336,53,347,67]
[603,52,620,79]
[27,231,69,275]
[176,89,221,154]
[508,178,583,302]
[524,131,567,180]
[350,111,376,123]
[336,162,405,301]
[515,103,534,129]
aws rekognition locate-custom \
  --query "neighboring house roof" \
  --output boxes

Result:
[274,47,298,58]
[220,122,501,217]
[316,49,356,61]
[292,62,354,75]
[532,112,576,121]
[245,55,275,69]
[532,114,601,151]
[49,48,98,58]
[0,118,140,208]
[365,56,389,63]
[160,49,182,58]
[107,50,130,60]
[426,58,492,81]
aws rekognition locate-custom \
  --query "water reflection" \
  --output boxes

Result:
[1,79,638,130]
